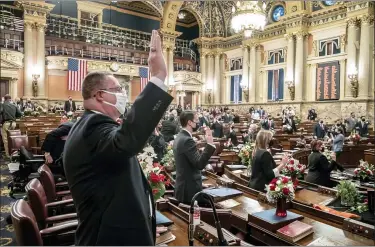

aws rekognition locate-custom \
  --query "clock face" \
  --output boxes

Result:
[272,5,285,22]
[322,0,335,6]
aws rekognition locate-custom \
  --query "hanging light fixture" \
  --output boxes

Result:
[178,11,186,20]
[231,1,267,38]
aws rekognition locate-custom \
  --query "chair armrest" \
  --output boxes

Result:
[40,221,78,236]
[46,199,74,208]
[25,159,45,164]
[56,190,71,196]
[45,213,77,224]
[55,181,68,187]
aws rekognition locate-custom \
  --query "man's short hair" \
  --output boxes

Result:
[82,72,113,100]
[179,110,196,127]
[4,94,11,101]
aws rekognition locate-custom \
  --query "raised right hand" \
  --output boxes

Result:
[148,30,167,82]
[205,128,214,144]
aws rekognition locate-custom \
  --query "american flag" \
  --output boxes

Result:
[139,67,151,91]
[68,58,88,91]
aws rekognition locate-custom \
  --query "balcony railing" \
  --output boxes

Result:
[46,45,148,65]
[0,38,23,52]
[0,6,24,32]
[174,62,200,72]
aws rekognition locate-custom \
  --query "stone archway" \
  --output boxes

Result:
[161,1,204,36]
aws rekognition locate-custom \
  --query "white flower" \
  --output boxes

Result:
[276,180,281,185]
[275,187,280,192]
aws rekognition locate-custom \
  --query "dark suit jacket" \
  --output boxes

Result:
[174,130,215,204]
[63,83,172,246]
[223,114,233,123]
[248,149,276,192]
[314,123,326,138]
[148,132,166,162]
[210,121,223,138]
[305,151,343,188]
[41,122,74,161]
[262,120,275,130]
[64,100,76,112]
[199,116,209,127]
[161,119,179,142]
[228,130,238,146]
[356,121,369,137]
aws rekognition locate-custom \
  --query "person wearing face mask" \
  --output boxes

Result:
[63,31,173,246]
[148,122,166,162]
[314,119,326,139]
[64,96,76,114]
[173,110,216,205]
[24,98,35,111]
[356,116,369,137]
[330,128,344,158]
[248,130,288,192]
[306,140,344,187]
[210,116,223,138]
[161,112,179,142]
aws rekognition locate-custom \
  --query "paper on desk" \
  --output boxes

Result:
[8,162,20,173]
[217,199,241,209]
[232,170,243,174]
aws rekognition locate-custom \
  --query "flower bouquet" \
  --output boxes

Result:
[350,132,361,145]
[281,159,306,186]
[238,143,254,167]
[265,176,295,217]
[354,160,374,182]
[322,149,334,162]
[138,146,170,201]
[161,145,175,172]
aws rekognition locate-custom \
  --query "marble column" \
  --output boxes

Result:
[284,33,295,101]
[23,21,34,98]
[207,54,214,103]
[255,46,262,102]
[36,23,46,98]
[295,31,307,101]
[181,93,185,108]
[259,70,266,103]
[249,45,257,103]
[225,75,231,104]
[242,45,249,88]
[168,48,174,87]
[200,53,206,104]
[358,15,373,98]
[220,55,225,103]
[10,78,18,99]
[339,60,346,100]
[197,92,201,107]
[346,18,359,98]
[214,52,220,104]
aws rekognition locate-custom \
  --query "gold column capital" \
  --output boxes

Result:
[35,23,46,32]
[24,21,34,30]
[359,14,374,25]
[284,33,295,41]
[347,17,359,27]
[295,31,309,40]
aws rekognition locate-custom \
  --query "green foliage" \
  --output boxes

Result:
[336,180,358,206]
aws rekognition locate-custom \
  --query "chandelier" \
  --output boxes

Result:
[231,1,267,38]
[178,11,186,19]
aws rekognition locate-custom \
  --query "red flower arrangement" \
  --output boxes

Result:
[146,163,171,201]
[265,176,295,203]
[354,160,374,181]
[350,133,361,144]
[282,159,306,187]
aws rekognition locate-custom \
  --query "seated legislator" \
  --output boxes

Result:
[305,140,344,188]
[63,31,173,246]
[249,130,288,192]
[41,121,74,176]
[174,111,216,205]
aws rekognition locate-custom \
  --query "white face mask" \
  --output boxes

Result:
[102,91,127,115]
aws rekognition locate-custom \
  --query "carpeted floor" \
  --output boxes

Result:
[0,159,18,246]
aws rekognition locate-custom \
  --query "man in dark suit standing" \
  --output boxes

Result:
[174,111,216,205]
[161,113,179,142]
[42,121,74,176]
[64,96,76,114]
[314,119,326,139]
[63,30,173,246]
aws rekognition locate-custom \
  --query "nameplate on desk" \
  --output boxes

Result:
[156,211,174,226]
[226,164,247,170]
[203,188,243,201]
[248,209,304,232]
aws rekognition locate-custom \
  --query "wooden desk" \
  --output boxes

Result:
[364,149,375,165]
[202,175,374,246]
[161,211,204,246]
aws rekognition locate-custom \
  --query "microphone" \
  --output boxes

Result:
[188,191,228,246]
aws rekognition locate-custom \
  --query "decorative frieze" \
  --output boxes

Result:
[1,50,24,68]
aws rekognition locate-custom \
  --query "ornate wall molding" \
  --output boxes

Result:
[16,0,54,24]
[46,56,141,76]
[173,71,203,92]
[1,50,24,68]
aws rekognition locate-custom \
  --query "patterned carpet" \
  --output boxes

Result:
[0,159,19,246]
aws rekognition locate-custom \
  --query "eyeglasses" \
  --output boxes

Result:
[99,86,124,92]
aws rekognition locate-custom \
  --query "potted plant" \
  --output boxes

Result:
[281,158,306,186]
[265,176,295,217]
[336,180,358,207]
[354,160,374,182]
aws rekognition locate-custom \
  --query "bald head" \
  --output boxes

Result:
[82,72,113,100]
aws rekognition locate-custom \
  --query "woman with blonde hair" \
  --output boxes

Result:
[248,130,288,191]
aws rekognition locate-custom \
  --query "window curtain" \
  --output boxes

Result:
[267,68,284,101]
[230,75,243,103]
